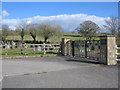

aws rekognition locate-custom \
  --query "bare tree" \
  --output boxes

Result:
[2,24,10,41]
[75,20,100,40]
[118,19,120,35]
[16,20,28,54]
[38,23,63,43]
[16,20,28,41]
[103,17,119,35]
[0,32,2,41]
[27,23,38,43]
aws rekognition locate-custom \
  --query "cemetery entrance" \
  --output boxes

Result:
[61,36,118,65]
[72,40,100,61]
[65,39,101,62]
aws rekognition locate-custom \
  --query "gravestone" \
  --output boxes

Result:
[5,45,10,49]
[95,45,98,50]
[80,47,84,52]
[37,46,41,51]
[12,41,16,46]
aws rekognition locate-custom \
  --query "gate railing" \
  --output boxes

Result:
[73,40,100,60]
[115,45,120,61]
[62,36,118,65]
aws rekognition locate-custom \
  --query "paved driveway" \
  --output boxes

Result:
[2,56,118,88]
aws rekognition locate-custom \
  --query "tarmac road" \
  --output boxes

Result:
[2,56,118,88]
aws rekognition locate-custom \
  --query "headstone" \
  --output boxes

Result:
[24,45,27,49]
[87,48,91,51]
[37,46,41,51]
[80,47,84,52]
[12,42,16,46]
[95,45,98,50]
[5,45,10,49]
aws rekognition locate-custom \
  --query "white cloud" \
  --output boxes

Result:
[2,13,109,33]
[2,10,9,17]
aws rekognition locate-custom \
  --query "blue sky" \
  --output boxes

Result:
[2,2,118,32]
[2,0,120,2]
[3,2,118,19]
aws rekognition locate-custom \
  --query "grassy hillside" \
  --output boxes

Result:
[6,33,120,45]
[6,33,82,42]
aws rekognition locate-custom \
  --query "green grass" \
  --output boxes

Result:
[1,49,58,57]
[2,52,57,57]
[7,33,83,42]
[116,37,120,45]
[7,35,61,42]
[6,33,101,42]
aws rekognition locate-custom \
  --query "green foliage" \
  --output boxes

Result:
[75,20,100,40]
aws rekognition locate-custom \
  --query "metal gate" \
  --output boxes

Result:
[72,40,100,61]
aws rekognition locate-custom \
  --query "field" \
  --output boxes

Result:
[6,33,106,42]
[6,33,82,43]
[6,33,120,44]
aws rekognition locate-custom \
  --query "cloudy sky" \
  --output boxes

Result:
[2,2,118,33]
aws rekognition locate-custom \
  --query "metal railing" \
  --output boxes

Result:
[115,45,120,61]
[69,40,100,61]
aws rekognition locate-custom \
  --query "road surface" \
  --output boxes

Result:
[2,56,118,88]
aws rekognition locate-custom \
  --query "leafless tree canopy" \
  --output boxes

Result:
[118,19,120,35]
[104,17,119,35]
[26,23,38,42]
[38,23,63,43]
[1,24,10,41]
[16,20,28,41]
[75,20,100,40]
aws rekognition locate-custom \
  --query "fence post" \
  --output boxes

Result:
[99,35,117,65]
[43,43,46,55]
[72,41,75,57]
[85,40,87,58]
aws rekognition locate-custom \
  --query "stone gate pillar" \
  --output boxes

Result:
[61,38,71,56]
[99,36,117,65]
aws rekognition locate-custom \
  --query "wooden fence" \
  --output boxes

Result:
[1,43,60,55]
